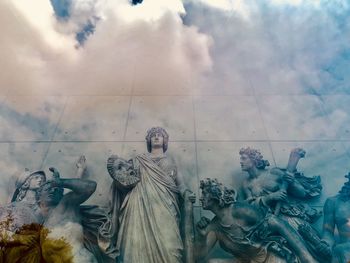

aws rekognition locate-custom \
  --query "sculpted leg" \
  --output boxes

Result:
[267,215,316,263]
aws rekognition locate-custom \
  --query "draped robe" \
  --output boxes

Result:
[116,153,183,263]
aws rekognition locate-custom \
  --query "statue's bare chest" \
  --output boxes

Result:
[248,173,280,196]
[335,200,350,229]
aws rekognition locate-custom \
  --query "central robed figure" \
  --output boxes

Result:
[101,127,195,263]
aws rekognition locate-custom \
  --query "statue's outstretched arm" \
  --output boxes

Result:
[286,148,305,173]
[75,155,87,179]
[283,148,308,198]
[49,167,96,206]
[60,178,96,205]
[284,172,307,198]
[322,198,336,247]
[195,217,217,261]
[175,169,187,196]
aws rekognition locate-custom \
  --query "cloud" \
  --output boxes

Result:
[0,0,212,203]
[0,0,212,96]
[184,0,350,95]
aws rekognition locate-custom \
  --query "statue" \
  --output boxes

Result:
[11,169,46,205]
[103,127,196,263]
[239,147,322,222]
[0,169,47,234]
[1,156,87,234]
[196,178,317,263]
[36,167,99,262]
[0,169,47,263]
[321,172,350,263]
[239,147,327,261]
[0,156,111,263]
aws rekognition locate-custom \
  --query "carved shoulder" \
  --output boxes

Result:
[324,196,337,211]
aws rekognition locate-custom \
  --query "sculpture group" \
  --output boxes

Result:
[0,127,349,263]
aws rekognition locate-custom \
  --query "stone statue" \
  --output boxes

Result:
[103,127,196,263]
[36,167,99,262]
[1,156,111,263]
[0,157,88,263]
[239,147,327,261]
[0,169,47,262]
[11,169,46,204]
[240,147,322,223]
[0,169,47,233]
[321,172,350,263]
[196,178,317,263]
[1,156,87,234]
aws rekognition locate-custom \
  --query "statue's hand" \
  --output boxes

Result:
[49,167,60,180]
[283,172,295,183]
[196,217,211,237]
[76,155,87,170]
[184,191,196,203]
[49,167,62,187]
[268,190,287,202]
[289,148,306,161]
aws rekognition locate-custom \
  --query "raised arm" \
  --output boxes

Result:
[49,167,96,206]
[75,155,87,179]
[284,148,309,198]
[195,217,218,261]
[322,197,336,247]
[286,148,305,173]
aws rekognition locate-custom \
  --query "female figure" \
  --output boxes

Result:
[105,127,195,263]
[11,169,46,206]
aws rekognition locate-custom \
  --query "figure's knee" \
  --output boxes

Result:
[266,215,283,229]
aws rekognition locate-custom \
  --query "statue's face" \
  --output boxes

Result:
[39,183,63,206]
[200,189,214,210]
[240,153,254,171]
[28,173,45,190]
[150,132,164,149]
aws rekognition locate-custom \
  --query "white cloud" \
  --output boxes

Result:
[0,0,212,96]
[185,0,350,96]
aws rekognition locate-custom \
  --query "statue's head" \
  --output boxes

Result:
[199,178,236,210]
[145,127,169,153]
[36,181,64,207]
[239,147,270,171]
[12,170,46,202]
[339,172,350,201]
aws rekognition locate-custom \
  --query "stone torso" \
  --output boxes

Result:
[246,169,282,197]
[333,197,350,243]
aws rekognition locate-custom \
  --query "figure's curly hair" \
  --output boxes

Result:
[239,147,270,170]
[145,127,169,153]
[200,178,236,208]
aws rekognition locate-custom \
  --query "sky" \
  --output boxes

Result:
[1,0,350,260]
[1,0,349,95]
